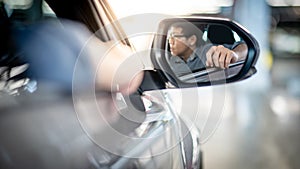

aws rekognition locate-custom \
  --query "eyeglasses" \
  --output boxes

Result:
[168,34,187,40]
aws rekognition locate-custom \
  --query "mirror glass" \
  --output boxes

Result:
[165,22,248,83]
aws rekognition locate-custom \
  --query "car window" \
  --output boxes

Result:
[0,0,65,96]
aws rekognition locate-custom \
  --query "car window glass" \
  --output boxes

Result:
[0,0,59,95]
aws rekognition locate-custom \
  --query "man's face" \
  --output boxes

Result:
[168,27,190,57]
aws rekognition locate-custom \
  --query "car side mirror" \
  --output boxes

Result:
[151,17,260,87]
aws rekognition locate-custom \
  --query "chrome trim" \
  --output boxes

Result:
[189,124,202,169]
[163,90,187,169]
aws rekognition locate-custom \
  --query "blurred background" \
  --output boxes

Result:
[201,1,300,169]
[109,0,300,168]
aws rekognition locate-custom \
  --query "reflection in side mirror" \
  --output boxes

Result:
[177,60,246,83]
[165,22,248,83]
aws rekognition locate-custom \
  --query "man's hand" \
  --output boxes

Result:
[206,45,238,69]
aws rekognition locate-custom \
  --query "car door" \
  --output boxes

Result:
[75,1,195,168]
[0,0,193,169]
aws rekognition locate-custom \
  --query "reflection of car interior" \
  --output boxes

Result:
[178,60,247,83]
[166,24,237,59]
[0,1,35,94]
[206,24,236,45]
[165,23,247,82]
[0,0,97,95]
[166,23,244,78]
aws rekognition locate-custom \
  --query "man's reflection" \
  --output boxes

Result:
[168,22,248,77]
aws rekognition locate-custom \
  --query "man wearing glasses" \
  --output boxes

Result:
[168,22,248,77]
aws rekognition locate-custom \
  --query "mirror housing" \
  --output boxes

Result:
[151,17,260,88]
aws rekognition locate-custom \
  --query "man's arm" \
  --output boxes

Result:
[232,42,248,61]
[205,42,248,69]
